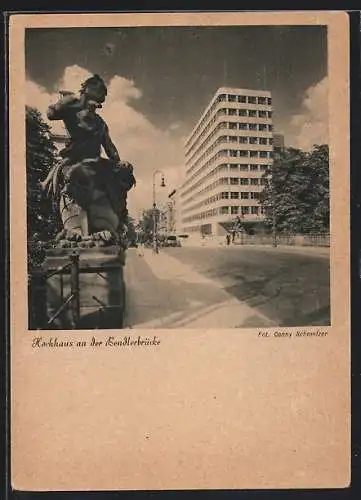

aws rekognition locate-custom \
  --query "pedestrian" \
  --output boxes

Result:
[138,233,145,256]
[226,234,231,246]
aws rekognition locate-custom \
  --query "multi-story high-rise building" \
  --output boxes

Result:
[179,87,274,236]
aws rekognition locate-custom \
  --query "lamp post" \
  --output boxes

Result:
[152,170,166,253]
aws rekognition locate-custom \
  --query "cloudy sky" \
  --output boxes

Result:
[25,25,328,217]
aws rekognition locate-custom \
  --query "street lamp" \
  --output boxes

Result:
[152,170,166,253]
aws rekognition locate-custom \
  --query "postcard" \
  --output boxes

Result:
[9,11,350,491]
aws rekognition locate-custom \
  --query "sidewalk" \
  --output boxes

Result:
[123,248,275,329]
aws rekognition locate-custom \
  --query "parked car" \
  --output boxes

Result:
[164,235,181,247]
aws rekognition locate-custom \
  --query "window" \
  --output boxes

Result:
[239,123,248,130]
[241,206,250,215]
[249,123,257,131]
[268,124,273,131]
[241,192,249,199]
[228,94,237,102]
[239,150,248,157]
[259,165,268,171]
[250,151,258,158]
[230,164,239,171]
[250,165,258,171]
[259,124,268,131]
[221,192,229,199]
[220,177,229,184]
[240,178,249,185]
[260,151,268,158]
[249,137,258,144]
[231,206,239,214]
[268,111,273,118]
[248,96,257,104]
[238,95,247,103]
[239,136,248,144]
[221,206,229,215]
[230,150,238,157]
[230,177,239,185]
[267,97,272,105]
[248,110,257,117]
[251,206,259,215]
[259,137,268,145]
[239,109,247,116]
[239,164,249,171]
[250,178,259,185]
[258,96,267,105]
[268,138,274,145]
[218,94,227,102]
[229,122,237,130]
[230,192,239,199]
[251,192,260,199]
[229,109,237,116]
[229,136,238,143]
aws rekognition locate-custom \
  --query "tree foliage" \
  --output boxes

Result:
[259,144,329,234]
[138,208,162,236]
[26,106,60,241]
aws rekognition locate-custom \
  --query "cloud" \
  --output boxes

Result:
[288,77,328,151]
[26,65,185,216]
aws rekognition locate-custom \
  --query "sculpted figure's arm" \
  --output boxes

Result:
[102,124,121,163]
[47,93,82,121]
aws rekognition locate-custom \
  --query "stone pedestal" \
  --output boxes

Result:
[32,246,126,330]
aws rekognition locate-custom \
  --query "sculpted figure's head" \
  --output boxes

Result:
[80,74,108,105]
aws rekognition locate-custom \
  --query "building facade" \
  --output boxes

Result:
[179,87,274,236]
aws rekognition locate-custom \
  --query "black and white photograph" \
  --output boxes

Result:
[25,23,330,330]
[9,12,351,493]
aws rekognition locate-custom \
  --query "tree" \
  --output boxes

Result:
[125,215,137,243]
[259,145,329,234]
[138,207,162,237]
[26,106,60,242]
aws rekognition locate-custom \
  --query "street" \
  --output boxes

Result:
[124,245,330,328]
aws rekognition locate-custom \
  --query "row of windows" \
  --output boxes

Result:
[226,135,273,145]
[221,206,264,215]
[185,120,273,168]
[185,98,273,154]
[220,191,261,199]
[219,108,272,118]
[182,191,261,216]
[182,205,265,223]
[227,163,270,172]
[217,177,266,186]
[217,93,272,105]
